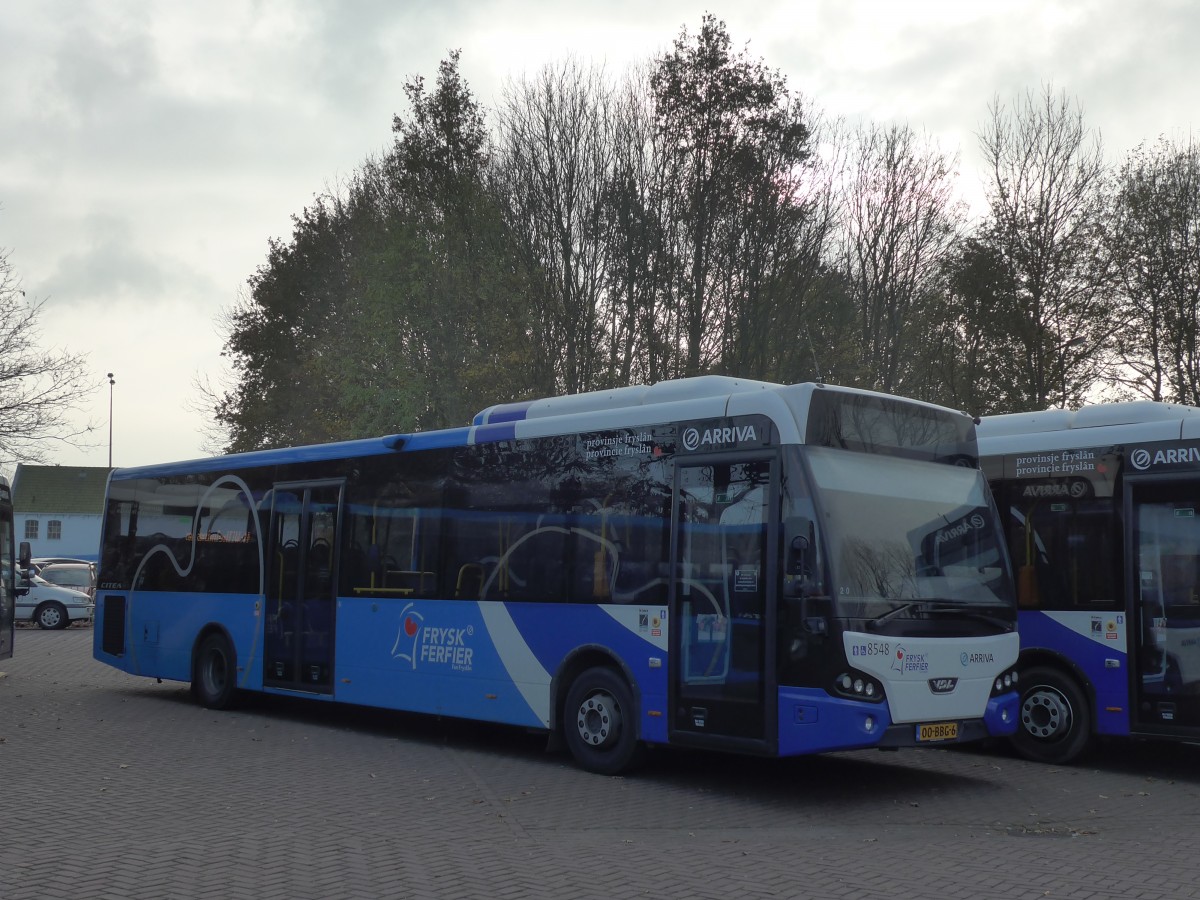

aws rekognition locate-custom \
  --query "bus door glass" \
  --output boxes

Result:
[1129,479,1200,731]
[264,482,342,693]
[671,458,775,743]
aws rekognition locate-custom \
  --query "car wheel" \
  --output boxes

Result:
[35,602,69,630]
[191,632,239,709]
[1010,665,1091,764]
[563,667,644,775]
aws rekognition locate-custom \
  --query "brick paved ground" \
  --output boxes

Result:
[4,627,1200,899]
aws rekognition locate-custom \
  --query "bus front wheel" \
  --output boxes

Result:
[191,632,239,710]
[563,667,644,775]
[1011,665,1091,764]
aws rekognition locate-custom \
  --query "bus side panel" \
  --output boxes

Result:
[93,590,264,688]
[1019,609,1132,737]
[332,598,670,740]
[507,602,670,745]
[334,596,546,729]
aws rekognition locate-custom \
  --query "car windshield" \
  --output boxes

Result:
[43,567,90,583]
[804,446,1014,623]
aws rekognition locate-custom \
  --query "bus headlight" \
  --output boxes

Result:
[835,670,884,703]
[991,668,1020,697]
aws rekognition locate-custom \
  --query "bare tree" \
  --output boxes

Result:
[0,245,94,465]
[494,58,616,394]
[1105,136,1200,404]
[978,85,1110,410]
[839,122,964,394]
[599,63,674,386]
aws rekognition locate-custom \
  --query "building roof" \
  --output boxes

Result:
[11,464,112,515]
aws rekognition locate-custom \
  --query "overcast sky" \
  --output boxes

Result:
[1,0,1196,471]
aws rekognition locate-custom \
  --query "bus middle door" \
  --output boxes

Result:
[264,481,343,694]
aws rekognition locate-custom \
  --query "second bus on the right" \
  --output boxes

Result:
[979,401,1200,763]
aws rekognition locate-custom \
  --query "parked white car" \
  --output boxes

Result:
[15,572,95,629]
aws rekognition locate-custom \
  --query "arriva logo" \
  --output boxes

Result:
[935,514,986,545]
[682,424,758,451]
[1131,446,1200,471]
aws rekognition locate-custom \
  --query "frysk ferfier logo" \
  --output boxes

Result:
[391,603,476,672]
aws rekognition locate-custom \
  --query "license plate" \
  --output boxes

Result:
[916,722,958,742]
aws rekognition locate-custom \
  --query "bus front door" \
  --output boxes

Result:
[264,482,343,694]
[670,458,777,751]
[1128,478,1200,734]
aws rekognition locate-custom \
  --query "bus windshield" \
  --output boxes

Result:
[804,446,1013,627]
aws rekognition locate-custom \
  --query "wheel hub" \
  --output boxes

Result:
[576,692,620,748]
[1021,687,1072,739]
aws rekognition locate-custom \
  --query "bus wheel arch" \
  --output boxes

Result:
[191,627,240,710]
[1011,659,1092,765]
[558,656,644,775]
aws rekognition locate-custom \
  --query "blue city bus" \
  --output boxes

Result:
[980,400,1200,763]
[94,376,1019,773]
[0,476,15,661]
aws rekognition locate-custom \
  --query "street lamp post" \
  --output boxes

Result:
[107,372,115,467]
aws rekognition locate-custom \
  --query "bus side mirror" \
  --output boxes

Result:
[15,540,31,595]
[785,517,816,577]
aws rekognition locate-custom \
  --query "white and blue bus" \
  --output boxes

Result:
[980,401,1200,763]
[93,376,1019,773]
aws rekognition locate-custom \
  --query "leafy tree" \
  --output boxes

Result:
[217,197,356,451]
[215,53,540,452]
[922,234,1026,415]
[649,14,815,378]
[0,243,101,465]
[1105,136,1200,404]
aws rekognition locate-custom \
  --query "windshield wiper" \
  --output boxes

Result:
[866,601,928,630]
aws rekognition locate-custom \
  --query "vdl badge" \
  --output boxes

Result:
[916,722,959,742]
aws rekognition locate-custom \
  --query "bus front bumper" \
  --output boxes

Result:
[777,688,1019,756]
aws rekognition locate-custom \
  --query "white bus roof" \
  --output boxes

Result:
[978,401,1200,455]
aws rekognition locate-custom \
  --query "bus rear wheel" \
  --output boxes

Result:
[191,632,239,710]
[563,667,644,775]
[1011,665,1091,764]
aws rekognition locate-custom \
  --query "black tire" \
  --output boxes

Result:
[35,602,69,630]
[191,632,239,709]
[563,667,644,775]
[1010,665,1091,764]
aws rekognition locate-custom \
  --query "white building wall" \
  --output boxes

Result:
[18,513,104,561]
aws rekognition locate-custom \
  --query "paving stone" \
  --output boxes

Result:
[5,629,1200,899]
